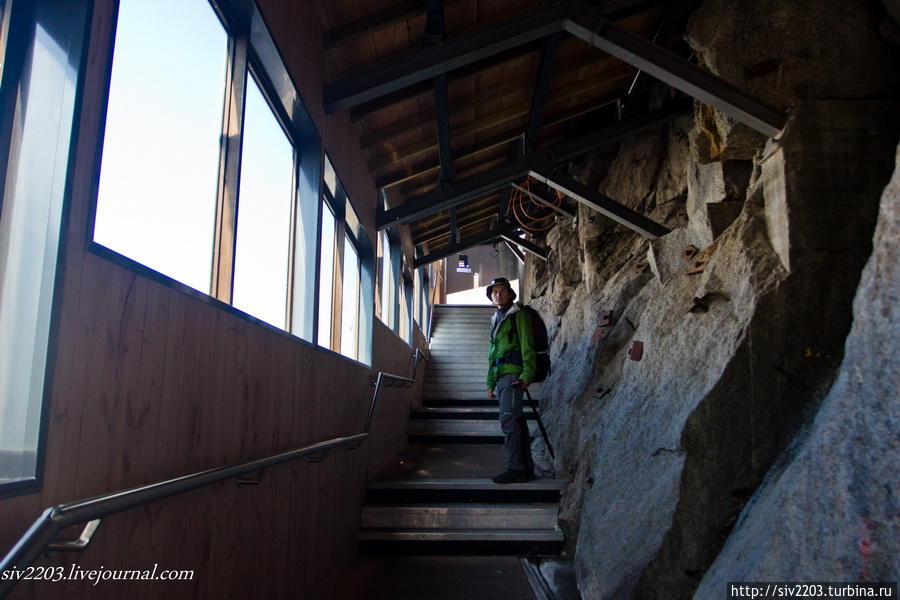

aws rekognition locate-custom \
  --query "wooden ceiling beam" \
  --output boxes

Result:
[358,49,618,149]
[413,227,506,268]
[324,4,570,114]
[377,83,630,190]
[345,0,659,121]
[377,101,690,230]
[413,202,500,243]
[325,1,431,50]
[419,213,497,248]
[368,104,528,170]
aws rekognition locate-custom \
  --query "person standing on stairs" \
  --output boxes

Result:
[485,277,536,484]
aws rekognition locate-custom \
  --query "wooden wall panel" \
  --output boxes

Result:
[0,1,427,598]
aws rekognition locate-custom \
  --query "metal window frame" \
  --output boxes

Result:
[0,0,93,498]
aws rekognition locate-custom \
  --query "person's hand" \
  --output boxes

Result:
[487,387,496,399]
[515,380,530,390]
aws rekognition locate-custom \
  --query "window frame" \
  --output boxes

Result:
[317,153,374,364]
[85,0,324,344]
[0,0,92,498]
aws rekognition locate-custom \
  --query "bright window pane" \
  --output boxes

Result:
[380,231,394,329]
[232,74,293,328]
[345,199,360,241]
[93,0,226,293]
[340,239,360,359]
[399,279,409,342]
[0,6,84,485]
[317,203,336,348]
[324,154,336,197]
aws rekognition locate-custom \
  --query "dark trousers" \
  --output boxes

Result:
[495,374,534,472]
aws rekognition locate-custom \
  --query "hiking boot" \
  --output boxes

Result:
[492,469,535,484]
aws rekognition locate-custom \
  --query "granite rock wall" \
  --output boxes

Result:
[523,1,900,597]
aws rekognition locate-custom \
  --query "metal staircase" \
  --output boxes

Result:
[358,305,565,555]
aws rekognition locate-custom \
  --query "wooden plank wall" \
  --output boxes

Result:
[0,1,427,598]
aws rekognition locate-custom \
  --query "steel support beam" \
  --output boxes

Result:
[524,33,562,151]
[564,18,787,136]
[341,0,655,120]
[449,206,459,244]
[428,0,455,189]
[529,163,669,238]
[380,159,535,230]
[324,6,568,114]
[378,101,690,229]
[414,228,504,268]
[504,240,526,264]
[500,231,549,261]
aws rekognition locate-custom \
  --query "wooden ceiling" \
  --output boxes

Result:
[318,0,688,262]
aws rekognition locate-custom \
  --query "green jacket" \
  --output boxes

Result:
[487,302,537,389]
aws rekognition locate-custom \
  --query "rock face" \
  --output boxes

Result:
[521,2,900,598]
[694,142,900,595]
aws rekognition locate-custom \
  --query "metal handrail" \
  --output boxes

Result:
[0,348,428,599]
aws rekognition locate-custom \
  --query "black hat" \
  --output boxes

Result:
[486,277,516,300]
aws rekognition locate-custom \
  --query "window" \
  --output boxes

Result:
[416,266,429,334]
[231,73,294,328]
[413,268,422,328]
[0,0,11,87]
[0,0,90,493]
[398,269,412,345]
[88,0,323,341]
[317,201,336,349]
[93,0,227,293]
[379,230,396,329]
[316,154,372,362]
[340,237,360,359]
[290,143,320,341]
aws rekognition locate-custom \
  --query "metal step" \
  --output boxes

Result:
[421,396,498,404]
[427,348,489,354]
[424,378,488,385]
[408,419,539,437]
[425,374,489,383]
[422,385,492,394]
[411,408,535,420]
[428,341,488,347]
[368,478,564,491]
[358,528,564,542]
[365,478,563,505]
[423,388,496,406]
[359,504,559,531]
[425,366,487,381]
[423,399,500,407]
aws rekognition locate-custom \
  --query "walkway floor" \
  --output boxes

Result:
[374,443,506,481]
[317,556,537,600]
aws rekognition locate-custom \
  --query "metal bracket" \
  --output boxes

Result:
[592,310,613,343]
[306,451,328,463]
[688,295,710,314]
[48,519,102,553]
[629,341,644,361]
[238,469,264,485]
[686,244,715,275]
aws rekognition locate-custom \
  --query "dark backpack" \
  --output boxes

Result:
[511,305,551,383]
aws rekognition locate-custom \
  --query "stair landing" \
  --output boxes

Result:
[315,556,537,600]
